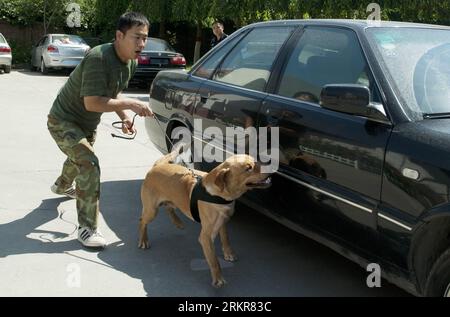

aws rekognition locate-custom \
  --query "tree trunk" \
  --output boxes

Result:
[193,21,202,63]
[43,0,47,34]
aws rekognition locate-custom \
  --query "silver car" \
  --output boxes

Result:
[31,34,90,74]
[0,32,12,74]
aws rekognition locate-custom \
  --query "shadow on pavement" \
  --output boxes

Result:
[0,198,81,258]
[98,180,411,297]
[0,179,411,297]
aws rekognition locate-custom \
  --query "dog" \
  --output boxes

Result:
[138,146,272,287]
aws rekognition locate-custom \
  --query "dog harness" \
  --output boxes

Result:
[190,176,233,223]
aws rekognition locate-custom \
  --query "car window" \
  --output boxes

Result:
[52,35,86,45]
[145,38,175,52]
[367,27,450,117]
[192,32,246,79]
[0,34,6,44]
[213,27,295,92]
[277,27,376,104]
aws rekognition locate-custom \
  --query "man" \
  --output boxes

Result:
[47,12,153,249]
[210,21,228,49]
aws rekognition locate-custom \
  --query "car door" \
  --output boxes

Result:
[255,26,393,256]
[193,26,296,165]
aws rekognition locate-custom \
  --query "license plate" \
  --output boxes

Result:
[151,58,168,65]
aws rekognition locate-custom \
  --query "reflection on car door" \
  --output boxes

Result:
[256,26,393,257]
[193,26,296,164]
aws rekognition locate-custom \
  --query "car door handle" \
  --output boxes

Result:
[200,94,209,103]
[200,94,226,104]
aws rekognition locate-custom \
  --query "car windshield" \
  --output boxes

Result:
[366,27,450,118]
[144,38,175,52]
[0,33,6,44]
[52,35,86,45]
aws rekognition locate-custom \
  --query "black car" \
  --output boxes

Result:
[145,19,450,297]
[131,37,186,87]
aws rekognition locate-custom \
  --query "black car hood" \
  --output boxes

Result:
[408,119,450,150]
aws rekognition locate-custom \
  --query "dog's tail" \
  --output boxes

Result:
[154,142,187,166]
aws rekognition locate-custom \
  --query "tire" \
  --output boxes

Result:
[4,66,11,73]
[40,59,48,75]
[425,248,450,297]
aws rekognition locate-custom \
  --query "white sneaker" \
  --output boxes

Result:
[77,227,107,248]
[51,183,76,199]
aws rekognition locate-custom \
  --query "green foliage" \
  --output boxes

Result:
[91,0,131,40]
[8,39,32,65]
[0,0,46,26]
[0,0,77,33]
[2,0,450,63]
[129,0,174,23]
[171,0,215,27]
[3,0,450,34]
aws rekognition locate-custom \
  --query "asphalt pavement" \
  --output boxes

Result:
[0,69,410,297]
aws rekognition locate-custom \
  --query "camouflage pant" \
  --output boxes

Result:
[47,115,100,229]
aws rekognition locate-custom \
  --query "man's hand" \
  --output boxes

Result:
[129,100,154,117]
[121,116,136,135]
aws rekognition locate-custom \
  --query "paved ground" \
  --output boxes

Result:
[0,69,410,297]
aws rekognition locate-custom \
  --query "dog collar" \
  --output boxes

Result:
[190,176,233,223]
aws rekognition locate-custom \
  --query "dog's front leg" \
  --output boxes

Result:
[219,225,237,262]
[199,230,226,288]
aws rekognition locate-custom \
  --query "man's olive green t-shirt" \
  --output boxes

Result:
[50,43,137,132]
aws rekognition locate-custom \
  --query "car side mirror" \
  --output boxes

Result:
[320,84,387,122]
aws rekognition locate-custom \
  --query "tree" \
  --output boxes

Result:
[42,0,72,34]
[172,0,215,63]
[129,0,174,39]
[0,0,76,34]
[92,0,131,40]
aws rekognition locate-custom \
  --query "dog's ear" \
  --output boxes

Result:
[214,168,230,192]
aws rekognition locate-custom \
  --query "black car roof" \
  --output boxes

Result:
[246,19,450,30]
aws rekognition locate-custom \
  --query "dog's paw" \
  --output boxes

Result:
[212,277,227,288]
[223,252,238,262]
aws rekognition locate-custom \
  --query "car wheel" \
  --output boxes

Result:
[425,248,450,297]
[40,59,49,75]
[170,126,196,170]
[4,66,11,73]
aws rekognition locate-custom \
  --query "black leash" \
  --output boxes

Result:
[111,113,139,140]
[111,113,191,168]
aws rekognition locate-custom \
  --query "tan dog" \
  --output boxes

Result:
[139,148,271,287]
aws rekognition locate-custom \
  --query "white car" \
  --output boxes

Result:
[30,34,90,74]
[0,33,12,74]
